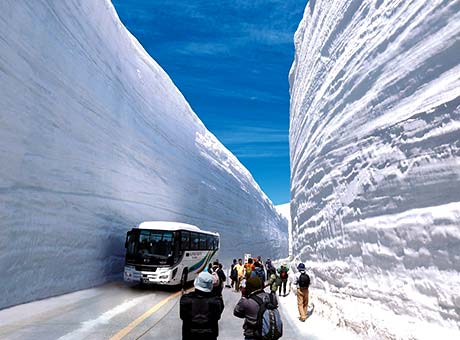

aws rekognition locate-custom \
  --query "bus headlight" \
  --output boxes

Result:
[159,275,169,279]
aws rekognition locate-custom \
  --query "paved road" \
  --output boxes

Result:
[0,282,301,340]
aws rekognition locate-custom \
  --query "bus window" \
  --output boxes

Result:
[125,231,138,255]
[137,230,174,258]
[160,232,174,257]
[199,234,207,250]
[191,232,199,250]
[207,235,214,250]
[181,231,190,251]
[139,230,150,255]
[214,236,219,250]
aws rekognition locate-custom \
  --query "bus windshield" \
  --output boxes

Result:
[127,230,175,259]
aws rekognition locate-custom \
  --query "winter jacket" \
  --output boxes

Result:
[266,273,279,293]
[180,289,224,340]
[216,268,226,284]
[244,263,255,277]
[265,260,275,272]
[233,290,278,338]
[230,263,237,280]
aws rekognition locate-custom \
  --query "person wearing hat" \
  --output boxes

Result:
[180,271,224,340]
[294,263,310,322]
[234,277,279,339]
[277,263,290,296]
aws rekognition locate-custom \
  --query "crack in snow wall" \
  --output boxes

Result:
[289,0,460,335]
[0,0,287,309]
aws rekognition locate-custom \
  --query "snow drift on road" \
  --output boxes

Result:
[289,0,460,338]
[0,0,287,309]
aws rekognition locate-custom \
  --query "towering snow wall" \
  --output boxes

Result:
[0,0,287,309]
[290,0,460,336]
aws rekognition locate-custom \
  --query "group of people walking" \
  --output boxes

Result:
[179,257,311,340]
[229,257,290,297]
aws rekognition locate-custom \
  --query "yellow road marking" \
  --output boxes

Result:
[108,291,182,340]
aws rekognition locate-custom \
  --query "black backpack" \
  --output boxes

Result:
[298,272,310,288]
[217,269,226,284]
[231,266,238,280]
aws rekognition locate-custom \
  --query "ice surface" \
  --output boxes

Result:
[289,0,460,337]
[0,0,287,309]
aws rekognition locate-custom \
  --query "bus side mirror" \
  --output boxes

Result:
[125,231,132,248]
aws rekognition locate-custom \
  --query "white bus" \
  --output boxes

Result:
[123,221,219,286]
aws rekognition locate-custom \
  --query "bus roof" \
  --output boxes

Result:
[135,221,219,236]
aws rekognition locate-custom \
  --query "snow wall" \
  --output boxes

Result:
[290,0,460,337]
[0,0,287,309]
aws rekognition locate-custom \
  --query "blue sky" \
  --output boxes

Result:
[112,0,306,205]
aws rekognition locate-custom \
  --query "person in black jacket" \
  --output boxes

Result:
[211,262,227,297]
[230,259,238,289]
[180,271,224,340]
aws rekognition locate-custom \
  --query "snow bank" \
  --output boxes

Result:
[289,0,460,337]
[0,0,287,309]
[276,203,292,257]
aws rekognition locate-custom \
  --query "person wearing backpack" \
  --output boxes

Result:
[294,263,310,322]
[180,271,224,340]
[234,277,283,340]
[210,261,226,297]
[244,258,255,278]
[216,262,226,296]
[230,259,238,289]
[277,263,289,296]
[251,260,266,284]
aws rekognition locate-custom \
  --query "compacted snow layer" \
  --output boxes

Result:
[289,0,460,336]
[276,203,293,257]
[0,0,287,309]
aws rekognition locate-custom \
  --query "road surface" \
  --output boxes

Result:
[0,282,304,340]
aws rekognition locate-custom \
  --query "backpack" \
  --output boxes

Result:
[217,269,226,285]
[211,271,220,287]
[279,270,288,280]
[245,265,253,277]
[298,272,310,288]
[231,266,238,280]
[254,267,265,283]
[250,293,283,340]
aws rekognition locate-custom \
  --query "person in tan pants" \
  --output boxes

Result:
[295,263,310,321]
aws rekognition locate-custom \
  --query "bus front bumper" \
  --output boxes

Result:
[123,266,172,285]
